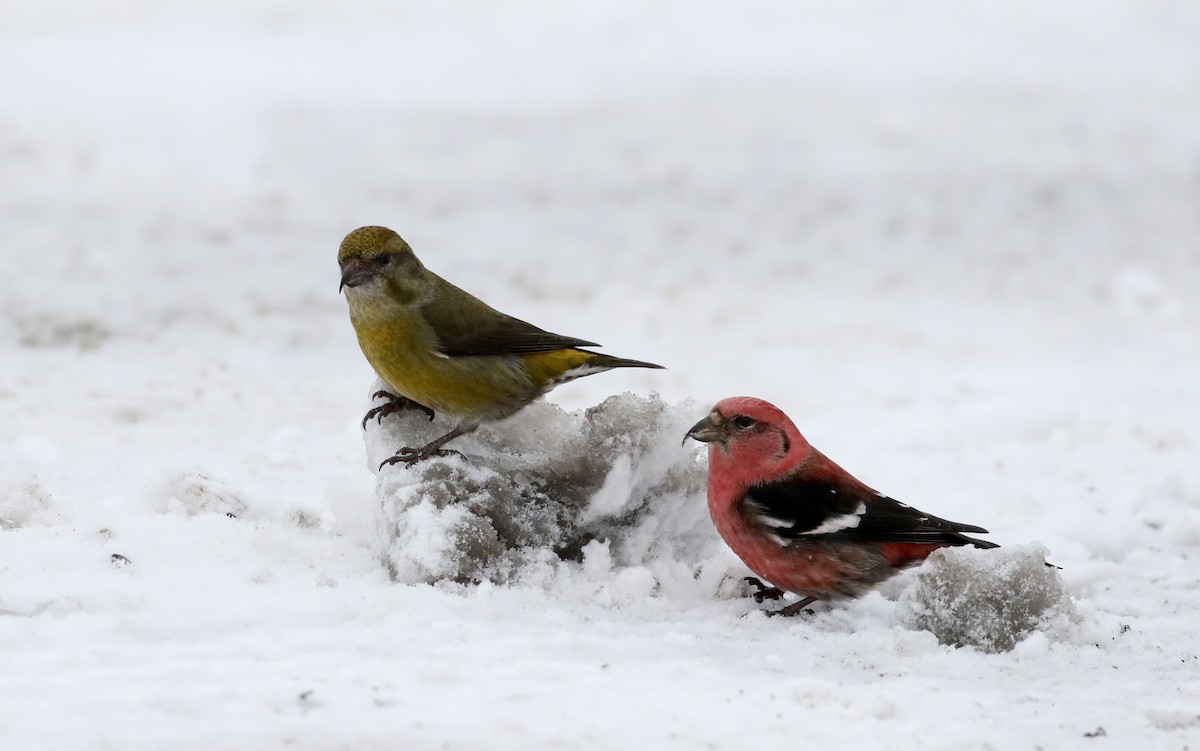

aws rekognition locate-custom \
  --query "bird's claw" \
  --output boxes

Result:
[379,446,463,470]
[765,597,819,617]
[361,391,436,429]
[361,404,388,430]
[737,581,819,617]
[743,576,786,603]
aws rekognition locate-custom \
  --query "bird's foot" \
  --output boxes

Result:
[362,391,436,429]
[743,576,786,603]
[378,426,473,470]
[765,597,819,617]
[379,445,463,469]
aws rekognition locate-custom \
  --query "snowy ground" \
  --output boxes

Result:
[3,1,1200,749]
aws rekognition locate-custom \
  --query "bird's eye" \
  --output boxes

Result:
[732,415,756,430]
[375,253,393,266]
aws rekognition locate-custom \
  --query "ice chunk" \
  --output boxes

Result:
[367,390,717,587]
[894,544,1077,652]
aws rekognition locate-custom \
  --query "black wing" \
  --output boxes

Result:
[740,477,995,548]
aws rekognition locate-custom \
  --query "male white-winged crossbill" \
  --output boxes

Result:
[338,226,662,467]
[685,396,997,616]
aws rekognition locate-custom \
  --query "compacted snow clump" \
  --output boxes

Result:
[366,390,719,585]
[895,544,1078,652]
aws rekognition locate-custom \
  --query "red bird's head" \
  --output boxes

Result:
[685,396,812,490]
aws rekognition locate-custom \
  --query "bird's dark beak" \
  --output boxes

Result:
[684,412,726,447]
[339,260,374,293]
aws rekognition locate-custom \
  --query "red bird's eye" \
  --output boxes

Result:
[732,415,756,429]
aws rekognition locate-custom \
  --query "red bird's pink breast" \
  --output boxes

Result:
[708,496,848,597]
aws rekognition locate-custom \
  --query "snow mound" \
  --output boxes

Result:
[894,544,1078,652]
[365,389,722,588]
[152,472,249,518]
[0,470,59,529]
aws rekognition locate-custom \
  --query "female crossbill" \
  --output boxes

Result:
[339,226,662,467]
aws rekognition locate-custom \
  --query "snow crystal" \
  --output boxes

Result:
[365,387,724,589]
[894,544,1078,653]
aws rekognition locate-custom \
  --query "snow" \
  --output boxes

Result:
[894,545,1077,653]
[3,0,1200,749]
[369,390,716,588]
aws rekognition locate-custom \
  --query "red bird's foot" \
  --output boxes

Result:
[362,391,436,429]
[743,576,786,603]
[765,597,819,617]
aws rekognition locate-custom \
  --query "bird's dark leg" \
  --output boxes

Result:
[766,597,819,617]
[743,576,786,603]
[379,426,475,469]
[361,390,436,429]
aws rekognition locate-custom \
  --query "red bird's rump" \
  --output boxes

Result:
[878,542,948,568]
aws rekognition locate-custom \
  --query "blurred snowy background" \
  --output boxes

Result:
[3,1,1200,749]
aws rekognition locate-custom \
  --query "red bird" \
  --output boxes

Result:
[685,396,997,616]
